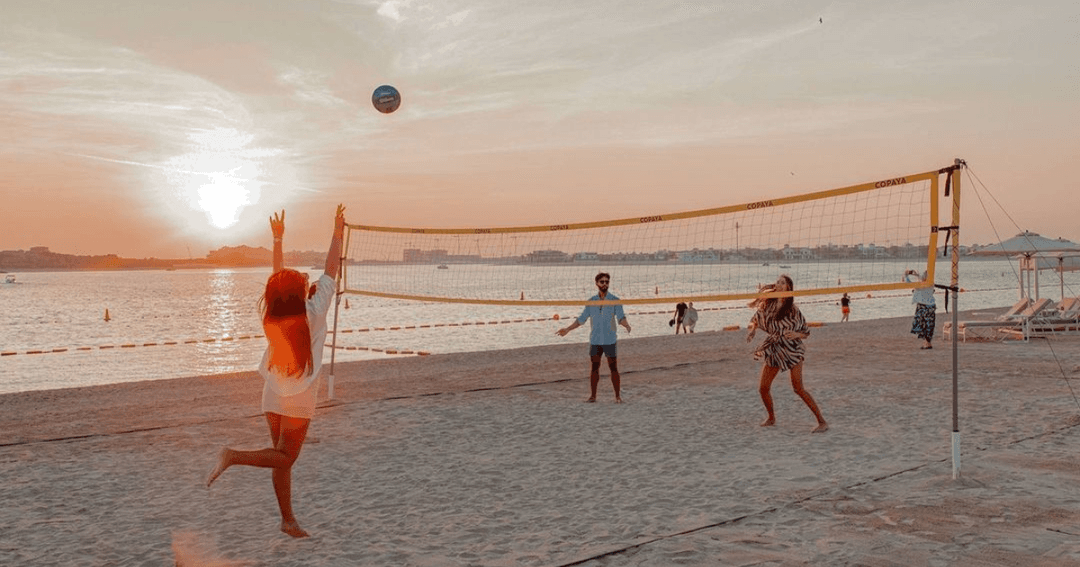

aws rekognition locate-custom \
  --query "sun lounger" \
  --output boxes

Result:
[1000,298,1031,319]
[944,297,1057,342]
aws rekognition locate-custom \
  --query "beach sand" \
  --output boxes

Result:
[3,310,1080,566]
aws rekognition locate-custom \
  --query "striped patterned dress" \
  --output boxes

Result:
[751,304,809,371]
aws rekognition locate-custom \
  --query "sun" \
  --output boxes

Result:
[161,127,270,231]
[198,175,250,229]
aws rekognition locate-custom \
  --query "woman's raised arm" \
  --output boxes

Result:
[323,204,346,280]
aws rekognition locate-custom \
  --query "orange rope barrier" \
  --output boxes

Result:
[1,287,1007,357]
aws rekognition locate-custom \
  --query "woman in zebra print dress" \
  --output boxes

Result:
[747,275,828,433]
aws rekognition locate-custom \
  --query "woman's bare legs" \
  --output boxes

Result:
[206,412,311,537]
[758,364,780,426]
[789,363,828,432]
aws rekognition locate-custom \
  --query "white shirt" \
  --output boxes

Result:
[259,273,336,397]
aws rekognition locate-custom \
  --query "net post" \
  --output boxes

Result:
[949,158,964,479]
[328,273,342,401]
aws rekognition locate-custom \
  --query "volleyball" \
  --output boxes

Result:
[372,85,401,114]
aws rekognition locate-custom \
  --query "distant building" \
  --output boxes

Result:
[524,250,571,263]
[403,248,449,263]
[573,252,599,262]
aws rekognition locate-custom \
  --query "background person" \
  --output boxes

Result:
[684,302,698,333]
[671,301,688,334]
[904,269,936,349]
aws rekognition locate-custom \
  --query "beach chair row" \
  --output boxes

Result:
[942,296,1080,342]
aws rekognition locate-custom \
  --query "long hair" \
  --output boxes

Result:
[259,269,313,379]
[761,274,796,322]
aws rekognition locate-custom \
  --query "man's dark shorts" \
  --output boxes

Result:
[589,343,617,358]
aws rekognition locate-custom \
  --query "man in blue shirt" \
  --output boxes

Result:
[556,272,632,402]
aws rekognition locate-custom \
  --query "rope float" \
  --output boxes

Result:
[1,287,1002,357]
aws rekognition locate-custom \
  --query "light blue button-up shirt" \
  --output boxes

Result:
[576,292,626,346]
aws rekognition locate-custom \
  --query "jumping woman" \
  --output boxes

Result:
[207,204,346,538]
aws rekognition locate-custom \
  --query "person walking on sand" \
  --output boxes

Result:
[904,269,936,349]
[840,293,850,322]
[684,302,698,333]
[206,204,346,538]
[747,275,828,433]
[556,272,632,403]
[671,301,688,334]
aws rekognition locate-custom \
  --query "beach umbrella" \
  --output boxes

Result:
[968,231,1080,257]
[1047,252,1080,300]
[969,232,1080,300]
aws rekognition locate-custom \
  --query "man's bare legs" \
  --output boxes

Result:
[607,356,622,403]
[586,354,602,402]
[789,364,828,432]
[585,354,622,402]
[207,412,312,537]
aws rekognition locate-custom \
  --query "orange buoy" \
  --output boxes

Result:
[553,313,560,320]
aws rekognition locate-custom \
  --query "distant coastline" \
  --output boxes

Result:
[0,245,325,272]
[1,244,1010,272]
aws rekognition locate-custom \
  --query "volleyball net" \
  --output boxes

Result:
[342,165,959,306]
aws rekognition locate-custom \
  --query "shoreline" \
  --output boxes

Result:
[0,307,1037,445]
[4,312,1080,565]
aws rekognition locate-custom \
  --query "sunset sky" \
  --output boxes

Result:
[1,0,1077,258]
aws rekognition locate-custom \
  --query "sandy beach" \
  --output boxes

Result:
[3,309,1080,566]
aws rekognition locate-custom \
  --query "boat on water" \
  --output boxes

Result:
[4,274,15,284]
[437,264,449,270]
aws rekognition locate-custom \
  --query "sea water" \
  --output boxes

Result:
[1,259,1073,394]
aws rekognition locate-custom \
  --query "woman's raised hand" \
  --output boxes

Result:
[334,204,346,234]
[270,210,286,239]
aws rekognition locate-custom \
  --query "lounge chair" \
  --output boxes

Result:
[944,297,1055,342]
[999,298,1031,320]
[1026,297,1080,334]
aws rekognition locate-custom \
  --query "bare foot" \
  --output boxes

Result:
[584,397,596,403]
[812,422,829,433]
[760,418,775,427]
[206,448,231,487]
[614,397,623,404]
[281,519,309,538]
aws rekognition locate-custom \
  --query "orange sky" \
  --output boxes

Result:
[1,0,1077,258]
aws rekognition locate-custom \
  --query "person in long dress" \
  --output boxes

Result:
[206,204,346,538]
[904,269,936,349]
[746,275,828,433]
